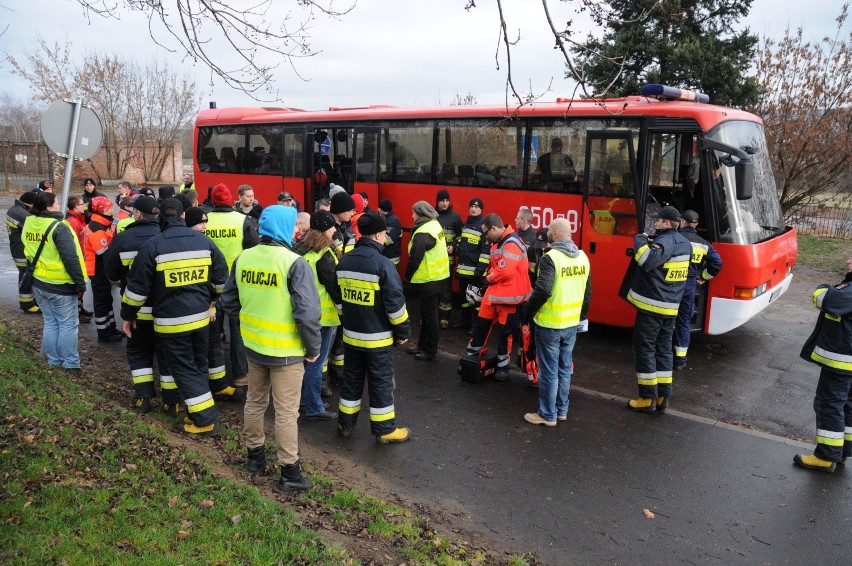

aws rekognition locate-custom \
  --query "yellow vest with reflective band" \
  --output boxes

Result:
[205,211,244,270]
[304,247,340,327]
[408,219,450,283]
[534,249,589,329]
[21,216,86,285]
[116,216,135,234]
[236,246,306,358]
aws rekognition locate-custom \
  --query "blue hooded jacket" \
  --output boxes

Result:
[258,205,295,246]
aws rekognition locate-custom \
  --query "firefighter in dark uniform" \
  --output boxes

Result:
[674,210,723,370]
[105,196,177,414]
[435,189,463,328]
[205,183,259,395]
[626,206,692,413]
[793,256,852,473]
[335,213,413,443]
[6,191,40,313]
[121,198,229,436]
[327,191,357,384]
[454,197,489,329]
[377,199,402,265]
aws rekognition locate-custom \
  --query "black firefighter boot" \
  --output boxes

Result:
[246,446,267,476]
[272,460,312,493]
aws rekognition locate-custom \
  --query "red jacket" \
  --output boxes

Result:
[65,210,87,246]
[83,213,114,277]
[484,225,532,305]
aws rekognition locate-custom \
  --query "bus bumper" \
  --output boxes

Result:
[706,273,794,335]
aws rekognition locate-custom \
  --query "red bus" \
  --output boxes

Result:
[193,86,797,335]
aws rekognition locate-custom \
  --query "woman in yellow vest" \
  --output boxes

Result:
[21,192,88,372]
[405,201,450,361]
[295,210,342,420]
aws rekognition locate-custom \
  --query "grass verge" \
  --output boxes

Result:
[796,235,850,272]
[0,321,347,564]
[0,320,529,565]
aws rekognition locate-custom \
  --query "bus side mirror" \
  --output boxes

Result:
[735,159,753,200]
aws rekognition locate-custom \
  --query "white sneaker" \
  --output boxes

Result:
[524,413,556,427]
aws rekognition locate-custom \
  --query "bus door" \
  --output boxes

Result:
[581,130,640,326]
[352,127,381,208]
[280,127,309,209]
[643,127,705,331]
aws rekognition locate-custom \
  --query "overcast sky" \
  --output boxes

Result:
[1,0,846,112]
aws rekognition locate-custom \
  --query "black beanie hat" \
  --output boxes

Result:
[436,189,451,202]
[357,213,387,236]
[184,206,208,228]
[20,191,38,205]
[330,192,356,214]
[310,210,336,232]
[378,199,393,213]
[469,197,484,209]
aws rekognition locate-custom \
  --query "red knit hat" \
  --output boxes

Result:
[89,196,113,215]
[211,183,232,206]
[352,193,365,213]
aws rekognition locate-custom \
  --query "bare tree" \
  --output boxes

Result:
[750,2,852,215]
[0,93,43,141]
[71,0,354,100]
[136,59,198,182]
[7,39,200,180]
[464,0,635,110]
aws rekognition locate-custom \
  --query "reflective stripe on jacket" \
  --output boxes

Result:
[22,215,86,287]
[205,210,245,269]
[801,282,852,375]
[484,226,531,305]
[408,219,450,283]
[236,245,306,358]
[304,247,341,327]
[533,248,590,328]
[627,229,692,317]
[336,238,411,349]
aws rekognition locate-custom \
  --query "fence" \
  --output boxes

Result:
[0,141,56,190]
[787,204,852,239]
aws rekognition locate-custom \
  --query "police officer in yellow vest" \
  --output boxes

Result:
[405,201,450,361]
[520,218,591,426]
[22,192,88,371]
[206,183,260,392]
[222,205,321,491]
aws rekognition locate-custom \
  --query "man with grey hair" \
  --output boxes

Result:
[520,218,591,425]
[294,211,311,243]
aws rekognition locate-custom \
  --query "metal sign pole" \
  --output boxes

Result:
[58,100,83,217]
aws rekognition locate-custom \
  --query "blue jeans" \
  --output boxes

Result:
[33,286,80,369]
[301,325,336,415]
[534,324,578,422]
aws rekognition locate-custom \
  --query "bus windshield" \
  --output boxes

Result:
[707,120,784,244]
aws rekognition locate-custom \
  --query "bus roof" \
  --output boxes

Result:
[196,97,761,132]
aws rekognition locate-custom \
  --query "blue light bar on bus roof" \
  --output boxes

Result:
[641,84,709,104]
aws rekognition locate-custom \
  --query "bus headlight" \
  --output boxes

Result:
[734,282,768,300]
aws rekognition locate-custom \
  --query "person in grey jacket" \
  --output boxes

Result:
[222,205,321,492]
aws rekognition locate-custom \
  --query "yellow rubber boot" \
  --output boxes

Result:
[183,422,219,437]
[793,453,836,473]
[627,397,655,413]
[377,427,411,444]
[656,397,669,412]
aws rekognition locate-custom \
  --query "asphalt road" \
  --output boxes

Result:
[2,191,849,564]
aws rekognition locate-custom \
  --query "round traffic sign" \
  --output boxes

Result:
[41,100,104,160]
